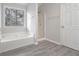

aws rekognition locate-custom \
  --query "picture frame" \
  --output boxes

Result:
[3,6,26,28]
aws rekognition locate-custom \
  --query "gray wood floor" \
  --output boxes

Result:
[0,40,79,56]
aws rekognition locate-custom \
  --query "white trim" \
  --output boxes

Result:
[34,3,39,45]
[35,3,38,40]
[37,37,46,42]
[46,38,61,45]
[37,37,61,45]
[34,37,46,45]
[34,42,38,45]
[44,12,46,38]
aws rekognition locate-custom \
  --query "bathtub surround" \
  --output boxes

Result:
[0,33,34,53]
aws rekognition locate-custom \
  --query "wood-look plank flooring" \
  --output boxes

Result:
[0,40,79,56]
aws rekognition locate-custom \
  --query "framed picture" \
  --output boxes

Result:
[3,6,25,27]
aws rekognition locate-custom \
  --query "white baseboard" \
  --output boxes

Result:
[37,38,61,45]
[46,38,61,45]
[37,38,46,42]
[34,42,38,45]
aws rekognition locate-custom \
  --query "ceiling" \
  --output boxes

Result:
[13,3,29,7]
[17,3,28,6]
[18,3,43,7]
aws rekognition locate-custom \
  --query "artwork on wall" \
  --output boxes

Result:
[5,7,24,26]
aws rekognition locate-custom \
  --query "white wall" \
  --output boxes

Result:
[0,4,1,40]
[1,3,27,34]
[43,3,60,43]
[38,5,44,39]
[27,3,38,40]
[0,4,1,28]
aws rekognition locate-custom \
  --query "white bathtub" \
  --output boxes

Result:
[0,32,35,53]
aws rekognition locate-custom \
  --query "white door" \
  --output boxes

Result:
[61,4,79,50]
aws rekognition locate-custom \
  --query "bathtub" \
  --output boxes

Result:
[0,32,35,53]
